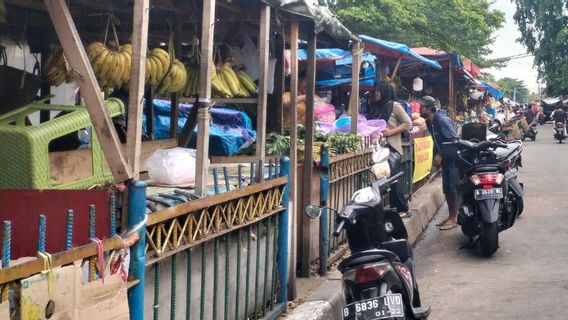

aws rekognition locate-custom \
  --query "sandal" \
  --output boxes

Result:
[436,218,449,227]
[439,222,458,231]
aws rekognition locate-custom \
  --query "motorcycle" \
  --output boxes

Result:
[305,172,430,319]
[554,122,566,143]
[522,121,538,141]
[446,123,524,256]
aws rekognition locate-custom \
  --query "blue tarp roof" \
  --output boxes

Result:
[297,48,350,61]
[360,35,442,70]
[480,81,504,99]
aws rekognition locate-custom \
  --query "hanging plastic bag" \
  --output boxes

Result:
[144,148,197,186]
[267,58,277,94]
[371,144,390,164]
[371,162,391,180]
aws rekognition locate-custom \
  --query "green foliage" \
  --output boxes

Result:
[513,0,568,95]
[332,0,504,67]
[496,78,531,103]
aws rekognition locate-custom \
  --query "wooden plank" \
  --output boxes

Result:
[288,19,299,300]
[328,149,373,165]
[350,41,362,134]
[273,31,285,133]
[300,22,316,278]
[255,4,270,181]
[180,97,258,105]
[194,0,216,195]
[210,155,278,165]
[43,0,132,181]
[0,236,125,284]
[126,0,150,179]
[48,139,177,182]
[147,176,288,225]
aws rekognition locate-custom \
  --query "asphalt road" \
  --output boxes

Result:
[414,124,568,319]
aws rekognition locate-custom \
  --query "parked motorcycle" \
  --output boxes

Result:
[554,122,566,143]
[538,113,550,125]
[446,123,524,256]
[305,172,430,319]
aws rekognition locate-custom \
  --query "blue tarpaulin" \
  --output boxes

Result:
[142,100,256,156]
[480,81,504,99]
[360,35,442,70]
[297,48,350,61]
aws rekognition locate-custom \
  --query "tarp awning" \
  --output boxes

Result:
[296,48,350,61]
[263,0,358,48]
[480,81,504,99]
[360,35,442,70]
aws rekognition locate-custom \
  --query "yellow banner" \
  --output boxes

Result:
[412,136,434,183]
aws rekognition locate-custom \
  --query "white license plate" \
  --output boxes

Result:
[474,188,503,200]
[342,294,404,320]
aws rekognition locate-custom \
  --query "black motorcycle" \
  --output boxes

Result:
[554,122,566,143]
[522,121,538,141]
[445,123,524,256]
[305,172,430,320]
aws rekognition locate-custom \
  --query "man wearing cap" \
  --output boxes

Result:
[419,96,459,230]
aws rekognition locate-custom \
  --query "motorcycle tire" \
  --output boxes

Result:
[530,135,536,141]
[479,222,499,257]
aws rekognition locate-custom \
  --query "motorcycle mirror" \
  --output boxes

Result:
[305,205,325,219]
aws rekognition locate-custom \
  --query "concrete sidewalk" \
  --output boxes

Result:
[281,177,445,320]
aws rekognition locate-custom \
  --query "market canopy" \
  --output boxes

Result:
[360,35,442,70]
[480,81,504,99]
[263,0,359,48]
[412,47,481,77]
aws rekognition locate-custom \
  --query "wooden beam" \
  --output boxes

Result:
[170,15,182,140]
[300,22,316,278]
[43,0,132,181]
[126,0,150,179]
[288,19,299,300]
[350,42,362,134]
[194,0,216,195]
[391,57,402,79]
[255,5,270,181]
[273,31,285,133]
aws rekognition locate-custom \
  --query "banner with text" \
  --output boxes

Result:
[412,136,434,183]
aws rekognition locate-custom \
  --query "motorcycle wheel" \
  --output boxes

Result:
[530,135,536,141]
[479,222,499,256]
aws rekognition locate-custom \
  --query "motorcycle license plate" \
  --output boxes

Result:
[342,294,404,320]
[474,188,503,200]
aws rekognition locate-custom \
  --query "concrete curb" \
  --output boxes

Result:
[282,178,444,319]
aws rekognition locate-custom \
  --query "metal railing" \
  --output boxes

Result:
[143,158,290,320]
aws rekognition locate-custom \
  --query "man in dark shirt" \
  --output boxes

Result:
[552,107,566,124]
[419,96,459,230]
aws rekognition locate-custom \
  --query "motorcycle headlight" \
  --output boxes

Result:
[351,187,376,204]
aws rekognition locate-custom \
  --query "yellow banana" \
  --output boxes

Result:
[99,50,116,85]
[121,44,133,55]
[119,50,132,84]
[148,57,158,87]
[150,48,170,74]
[86,42,106,62]
[92,47,110,78]
[49,67,67,87]
[173,61,187,93]
[112,51,126,88]
[237,70,257,93]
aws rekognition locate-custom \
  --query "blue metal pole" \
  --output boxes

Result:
[110,194,117,237]
[127,180,147,320]
[2,221,11,268]
[277,157,290,305]
[38,215,46,252]
[319,146,330,276]
[89,205,96,238]
[65,210,74,250]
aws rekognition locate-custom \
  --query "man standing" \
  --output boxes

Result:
[419,96,459,230]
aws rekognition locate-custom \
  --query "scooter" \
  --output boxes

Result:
[305,172,430,319]
[554,122,566,143]
[445,123,524,256]
[522,121,538,141]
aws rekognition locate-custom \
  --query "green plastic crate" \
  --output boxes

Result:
[0,98,125,189]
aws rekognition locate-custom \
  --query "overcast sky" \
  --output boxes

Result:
[485,0,540,93]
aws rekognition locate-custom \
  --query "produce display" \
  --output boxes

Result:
[86,41,133,90]
[145,48,170,88]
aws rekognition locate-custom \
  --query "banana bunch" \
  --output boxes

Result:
[43,48,71,87]
[211,66,233,98]
[146,48,170,87]
[156,59,187,95]
[237,70,257,94]
[183,64,200,97]
[86,42,133,90]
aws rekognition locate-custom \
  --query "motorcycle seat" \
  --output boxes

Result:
[494,141,522,160]
[338,249,400,274]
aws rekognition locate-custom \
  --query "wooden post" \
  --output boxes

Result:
[273,32,285,134]
[350,41,362,134]
[300,22,316,278]
[194,0,216,195]
[255,5,270,181]
[126,0,150,178]
[44,0,132,181]
[288,19,299,300]
[170,15,182,140]
[448,55,456,120]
